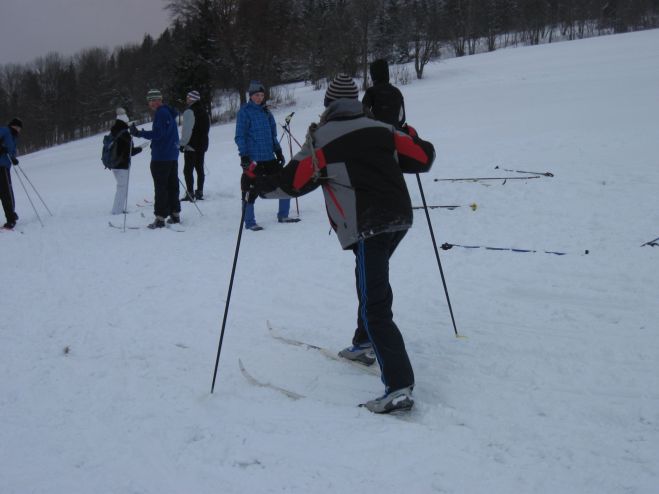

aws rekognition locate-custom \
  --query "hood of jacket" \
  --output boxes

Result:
[370,59,390,84]
[321,98,364,124]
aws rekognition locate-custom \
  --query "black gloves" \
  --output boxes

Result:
[179,145,185,152]
[240,155,251,169]
[129,123,140,137]
[10,155,19,165]
[275,149,285,167]
[0,145,6,156]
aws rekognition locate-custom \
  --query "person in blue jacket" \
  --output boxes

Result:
[0,118,22,229]
[131,89,181,229]
[234,80,300,231]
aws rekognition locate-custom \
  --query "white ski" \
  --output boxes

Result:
[266,320,380,376]
[238,358,304,400]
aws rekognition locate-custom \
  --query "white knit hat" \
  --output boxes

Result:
[116,107,129,123]
[187,90,200,101]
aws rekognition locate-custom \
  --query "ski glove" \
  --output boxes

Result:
[275,149,285,167]
[401,124,418,138]
[240,155,251,169]
[129,123,140,137]
[0,145,6,156]
[10,155,19,165]
[242,162,257,179]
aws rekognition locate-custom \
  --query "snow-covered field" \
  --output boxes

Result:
[1,30,658,493]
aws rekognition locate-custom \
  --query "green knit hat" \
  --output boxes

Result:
[146,89,163,101]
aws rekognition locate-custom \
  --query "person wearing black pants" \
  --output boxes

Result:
[182,150,205,200]
[180,90,210,201]
[150,161,180,220]
[353,230,414,393]
[246,74,435,413]
[131,89,181,229]
[0,167,17,228]
[0,118,22,229]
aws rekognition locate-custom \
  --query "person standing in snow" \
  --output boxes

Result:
[362,59,406,130]
[130,89,181,229]
[234,80,300,231]
[0,118,22,229]
[109,108,142,215]
[243,74,435,413]
[179,90,210,202]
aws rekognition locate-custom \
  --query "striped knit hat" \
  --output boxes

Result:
[146,89,163,101]
[187,90,200,102]
[324,73,359,107]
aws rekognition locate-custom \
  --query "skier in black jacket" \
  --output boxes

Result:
[244,74,435,413]
[180,90,210,201]
[110,108,142,215]
[362,59,406,129]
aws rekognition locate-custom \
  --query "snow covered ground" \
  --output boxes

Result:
[1,29,658,493]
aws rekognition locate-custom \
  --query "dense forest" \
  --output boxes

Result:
[1,0,658,153]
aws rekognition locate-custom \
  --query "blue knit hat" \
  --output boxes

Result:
[248,80,265,96]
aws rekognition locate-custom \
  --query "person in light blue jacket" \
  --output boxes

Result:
[234,80,299,230]
[0,118,22,229]
[131,89,181,229]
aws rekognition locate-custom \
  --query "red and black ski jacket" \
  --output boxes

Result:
[258,99,435,249]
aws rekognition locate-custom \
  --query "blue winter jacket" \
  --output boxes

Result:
[139,104,180,161]
[234,101,281,162]
[0,126,18,169]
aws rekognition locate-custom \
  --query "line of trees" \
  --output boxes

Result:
[1,0,658,154]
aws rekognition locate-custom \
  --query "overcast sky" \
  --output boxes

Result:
[0,0,171,65]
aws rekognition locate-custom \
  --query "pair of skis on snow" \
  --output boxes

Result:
[108,203,185,232]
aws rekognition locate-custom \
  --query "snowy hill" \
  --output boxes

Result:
[1,30,658,493]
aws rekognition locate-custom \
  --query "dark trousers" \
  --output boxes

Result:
[351,230,414,392]
[0,167,17,223]
[183,150,205,196]
[150,160,181,219]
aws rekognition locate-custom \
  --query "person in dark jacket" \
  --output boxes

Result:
[130,89,181,229]
[0,118,22,229]
[180,90,210,201]
[110,108,142,214]
[362,59,406,129]
[235,80,300,231]
[244,74,435,413]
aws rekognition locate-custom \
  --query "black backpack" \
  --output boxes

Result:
[101,129,127,169]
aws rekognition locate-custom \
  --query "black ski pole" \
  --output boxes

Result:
[121,140,135,232]
[280,123,304,149]
[416,174,460,337]
[641,235,659,247]
[412,203,478,211]
[211,197,248,393]
[178,178,204,216]
[13,162,44,227]
[434,176,541,182]
[285,122,300,217]
[15,164,53,216]
[494,165,554,177]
